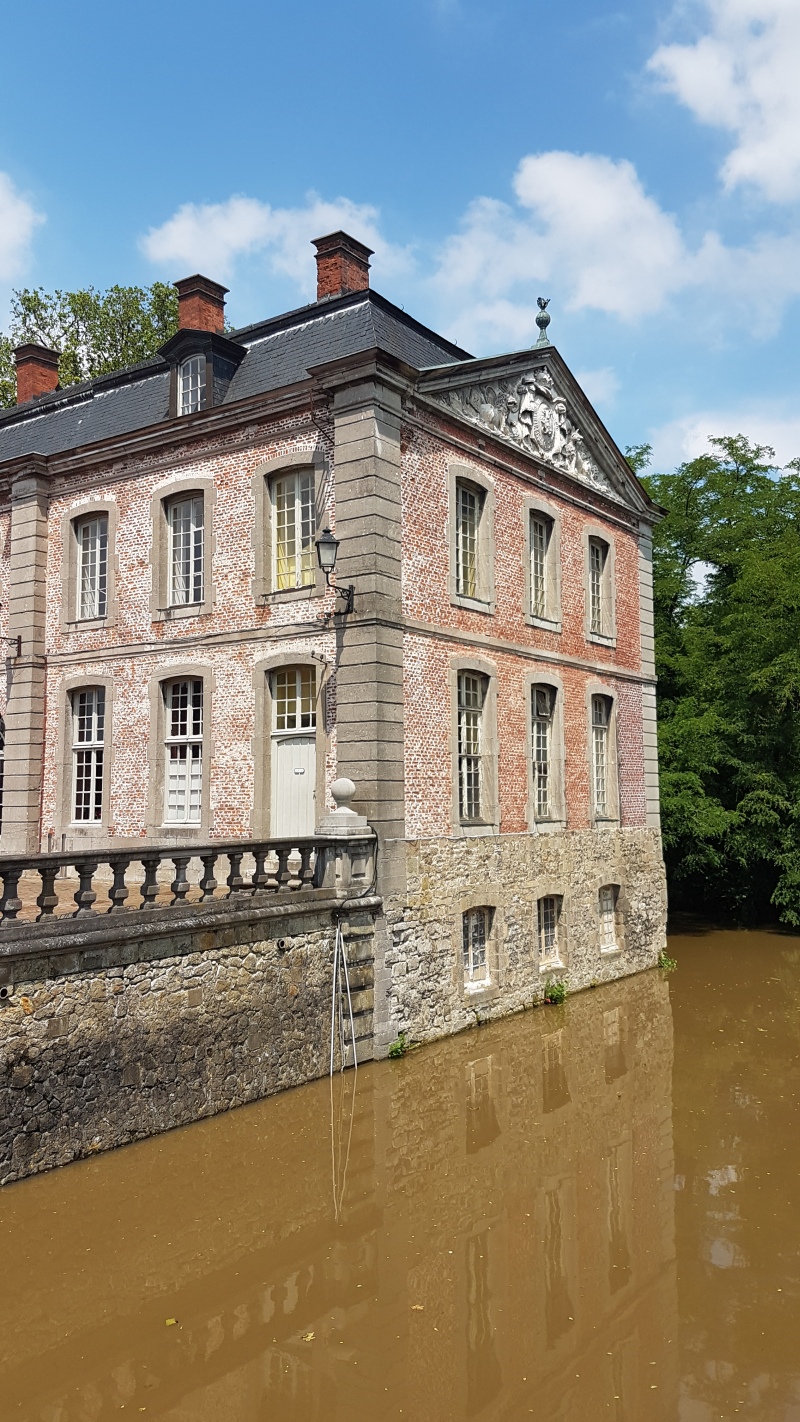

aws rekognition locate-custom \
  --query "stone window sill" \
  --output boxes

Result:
[593,817,621,831]
[65,616,113,633]
[451,593,495,616]
[257,584,324,605]
[588,631,617,649]
[540,959,566,974]
[600,945,621,956]
[527,614,562,634]
[464,977,491,995]
[533,819,567,835]
[456,823,499,838]
[155,604,212,623]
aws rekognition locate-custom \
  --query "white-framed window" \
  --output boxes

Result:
[456,481,483,599]
[72,687,105,823]
[76,515,108,620]
[169,495,204,606]
[599,885,618,951]
[538,894,562,964]
[591,695,611,817]
[589,537,609,636]
[179,356,206,416]
[273,470,316,591]
[273,666,316,731]
[458,670,486,821]
[530,514,553,619]
[462,907,490,986]
[532,685,554,820]
[164,679,203,824]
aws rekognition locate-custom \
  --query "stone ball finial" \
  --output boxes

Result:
[330,777,357,813]
[535,296,551,347]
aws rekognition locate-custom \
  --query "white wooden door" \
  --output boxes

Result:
[271,733,316,838]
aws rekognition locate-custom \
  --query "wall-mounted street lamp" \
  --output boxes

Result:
[315,527,355,615]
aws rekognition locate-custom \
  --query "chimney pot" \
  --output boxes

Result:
[14,343,60,405]
[312,231,373,301]
[173,274,228,333]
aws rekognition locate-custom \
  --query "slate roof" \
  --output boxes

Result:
[0,291,472,466]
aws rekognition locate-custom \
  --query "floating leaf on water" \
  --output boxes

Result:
[411,1304,424,1311]
[165,1318,177,1327]
[302,1332,315,1342]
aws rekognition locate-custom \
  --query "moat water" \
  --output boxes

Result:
[2,929,799,1420]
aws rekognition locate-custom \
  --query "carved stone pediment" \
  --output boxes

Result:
[430,364,617,496]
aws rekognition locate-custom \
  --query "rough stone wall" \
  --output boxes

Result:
[380,828,667,1049]
[0,912,375,1186]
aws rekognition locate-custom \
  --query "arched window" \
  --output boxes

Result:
[179,356,206,416]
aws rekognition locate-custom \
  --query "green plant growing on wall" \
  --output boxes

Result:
[658,951,678,973]
[543,980,567,1005]
[388,1032,410,1058]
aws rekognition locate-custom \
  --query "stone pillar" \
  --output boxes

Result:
[2,461,49,851]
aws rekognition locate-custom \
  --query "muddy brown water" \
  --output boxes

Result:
[1,929,798,1420]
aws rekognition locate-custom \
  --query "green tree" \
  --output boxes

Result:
[0,282,179,406]
[638,436,800,923]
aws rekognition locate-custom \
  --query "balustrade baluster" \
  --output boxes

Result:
[140,855,160,910]
[276,846,292,890]
[299,845,315,891]
[0,865,23,922]
[170,855,191,904]
[252,848,271,892]
[226,850,245,896]
[199,853,218,901]
[36,864,59,918]
[109,858,131,913]
[74,860,99,916]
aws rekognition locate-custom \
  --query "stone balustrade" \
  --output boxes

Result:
[0,830,377,927]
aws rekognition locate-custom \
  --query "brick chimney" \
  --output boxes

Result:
[312,232,373,301]
[14,344,60,404]
[173,275,228,333]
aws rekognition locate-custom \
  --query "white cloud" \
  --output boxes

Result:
[574,366,620,410]
[649,409,800,471]
[0,171,43,283]
[649,1,800,201]
[140,192,412,293]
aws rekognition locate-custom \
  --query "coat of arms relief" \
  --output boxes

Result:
[431,365,614,495]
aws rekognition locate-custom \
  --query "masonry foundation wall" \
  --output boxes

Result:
[377,827,667,1051]
[0,905,377,1186]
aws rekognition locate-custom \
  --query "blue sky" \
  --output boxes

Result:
[2,0,800,470]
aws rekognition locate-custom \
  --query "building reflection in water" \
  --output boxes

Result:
[0,970,677,1422]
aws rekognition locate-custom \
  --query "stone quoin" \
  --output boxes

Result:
[0,231,667,1179]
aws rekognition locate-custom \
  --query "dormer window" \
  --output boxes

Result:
[179,356,206,415]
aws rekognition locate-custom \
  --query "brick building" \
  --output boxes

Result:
[0,232,666,1050]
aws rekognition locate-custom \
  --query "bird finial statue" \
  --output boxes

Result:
[534,296,551,347]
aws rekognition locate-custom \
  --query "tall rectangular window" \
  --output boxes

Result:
[458,671,485,821]
[530,515,551,619]
[462,907,489,986]
[179,356,206,416]
[456,482,482,599]
[532,685,554,819]
[72,687,105,822]
[169,496,204,606]
[589,538,608,636]
[76,515,108,620]
[273,471,316,590]
[165,679,203,823]
[538,895,562,963]
[599,885,618,950]
[592,695,611,817]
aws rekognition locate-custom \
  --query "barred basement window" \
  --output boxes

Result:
[76,514,108,620]
[530,514,553,619]
[169,495,204,606]
[458,670,486,821]
[599,884,618,951]
[179,355,206,416]
[462,907,490,986]
[538,894,562,964]
[589,537,609,636]
[72,688,105,823]
[532,685,554,819]
[164,679,203,824]
[273,470,316,590]
[591,695,611,817]
[456,481,483,599]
